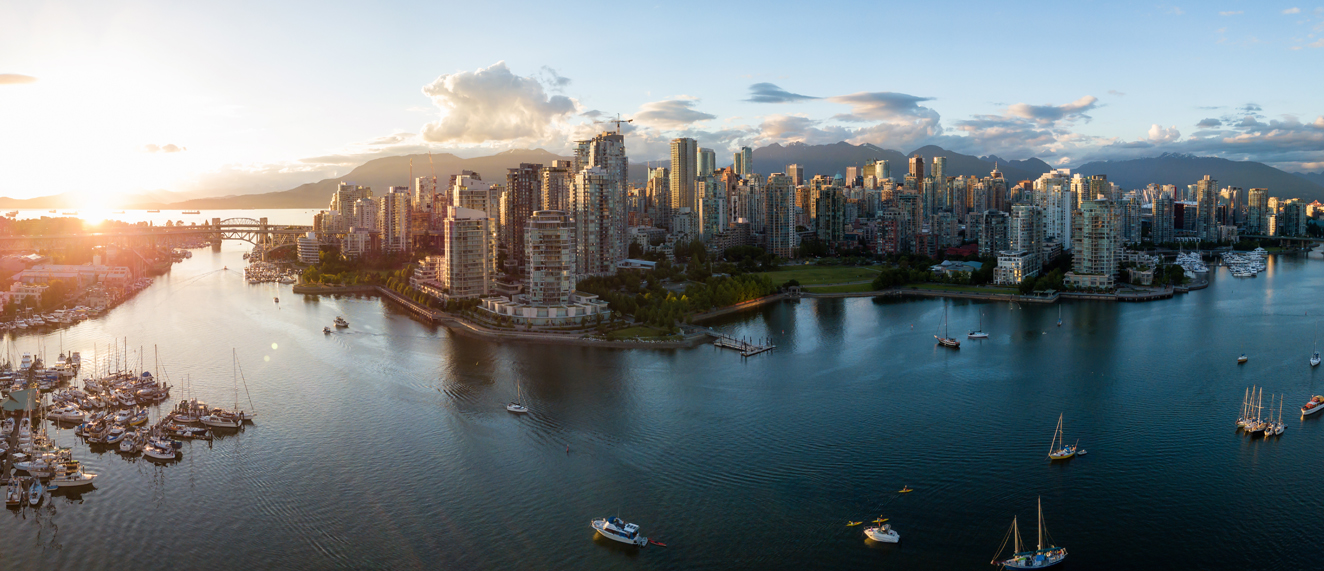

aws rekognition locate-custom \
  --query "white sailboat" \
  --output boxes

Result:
[968,311,989,339]
[1047,414,1076,460]
[1056,305,1062,327]
[1312,324,1320,367]
[507,379,529,414]
[992,497,1067,569]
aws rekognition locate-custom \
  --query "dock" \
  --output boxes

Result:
[712,334,775,357]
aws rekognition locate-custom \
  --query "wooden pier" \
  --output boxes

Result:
[712,335,775,357]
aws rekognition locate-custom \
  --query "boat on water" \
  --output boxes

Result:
[1312,326,1320,367]
[968,311,989,339]
[864,519,899,543]
[1266,394,1285,436]
[1302,395,1324,416]
[991,498,1067,569]
[935,300,960,349]
[51,467,97,488]
[591,517,648,546]
[27,480,43,506]
[1056,305,1062,327]
[507,379,529,413]
[1238,353,1248,364]
[1244,388,1268,434]
[5,479,21,506]
[334,316,349,328]
[323,326,332,334]
[182,210,201,215]
[147,210,160,213]
[1047,414,1076,461]
[143,441,177,461]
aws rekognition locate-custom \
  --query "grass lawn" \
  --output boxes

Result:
[604,325,674,340]
[910,283,1018,294]
[758,265,882,285]
[803,283,879,293]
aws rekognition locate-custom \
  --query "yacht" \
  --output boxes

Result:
[1303,396,1324,416]
[864,520,900,543]
[591,517,648,546]
[201,411,242,429]
[1046,414,1076,461]
[334,316,349,328]
[968,311,989,339]
[935,300,960,349]
[508,380,530,413]
[143,441,177,461]
[50,467,97,488]
[1238,353,1248,364]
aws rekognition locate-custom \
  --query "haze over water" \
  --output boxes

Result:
[1,223,1321,569]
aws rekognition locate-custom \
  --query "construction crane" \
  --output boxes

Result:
[595,113,633,134]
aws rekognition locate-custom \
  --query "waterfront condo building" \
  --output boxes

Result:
[571,166,618,277]
[525,210,575,305]
[1196,175,1219,242]
[441,206,493,299]
[1153,196,1175,244]
[1066,199,1119,290]
[378,187,410,254]
[1246,188,1269,235]
[504,163,544,272]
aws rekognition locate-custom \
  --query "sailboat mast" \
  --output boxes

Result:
[1037,497,1044,551]
[1013,516,1021,554]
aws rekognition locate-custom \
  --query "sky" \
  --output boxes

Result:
[2,0,1323,201]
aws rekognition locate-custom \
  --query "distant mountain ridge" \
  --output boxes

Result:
[1074,153,1324,202]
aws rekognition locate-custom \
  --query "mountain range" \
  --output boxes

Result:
[2,143,1321,209]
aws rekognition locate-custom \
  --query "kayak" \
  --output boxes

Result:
[846,521,863,526]
[898,487,913,493]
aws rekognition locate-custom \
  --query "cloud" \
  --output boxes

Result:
[1166,6,1185,15]
[420,61,576,144]
[1240,103,1263,113]
[744,83,819,103]
[827,91,937,122]
[1108,90,1126,96]
[632,98,716,128]
[1310,38,1324,47]
[1006,96,1099,125]
[537,66,571,91]
[143,144,186,153]
[1147,124,1181,143]
[1196,118,1223,128]
[1284,7,1301,13]
[0,74,37,85]
[580,109,603,118]
[1219,10,1243,15]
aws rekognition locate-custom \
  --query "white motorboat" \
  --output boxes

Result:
[506,403,529,413]
[591,517,648,546]
[1303,395,1324,416]
[51,467,97,488]
[864,521,900,543]
[143,442,177,461]
[334,316,349,328]
[201,412,241,429]
[5,479,21,506]
[104,425,127,444]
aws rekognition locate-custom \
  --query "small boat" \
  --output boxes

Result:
[1312,326,1320,367]
[128,409,149,426]
[182,210,201,215]
[5,478,21,506]
[846,521,863,526]
[274,297,279,303]
[1238,353,1248,364]
[147,210,160,213]
[864,520,899,543]
[935,300,960,349]
[334,316,349,328]
[323,327,332,334]
[968,311,989,339]
[1077,450,1088,456]
[507,379,529,413]
[27,480,43,506]
[50,467,97,488]
[143,441,177,461]
[591,517,648,546]
[1302,395,1324,416]
[1047,414,1076,461]
[992,498,1067,569]
[1056,305,1062,327]
[898,486,913,493]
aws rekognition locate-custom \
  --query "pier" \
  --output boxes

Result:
[711,333,776,357]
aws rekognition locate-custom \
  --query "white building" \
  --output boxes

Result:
[525,210,575,306]
[994,250,1036,286]
[297,232,320,264]
[378,187,410,254]
[440,207,493,299]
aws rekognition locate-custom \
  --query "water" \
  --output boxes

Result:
[2,233,1322,569]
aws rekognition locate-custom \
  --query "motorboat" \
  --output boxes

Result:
[1303,395,1324,416]
[50,467,96,488]
[334,316,349,328]
[323,327,332,334]
[128,409,149,426]
[864,521,899,543]
[201,411,242,429]
[5,479,21,507]
[992,498,1066,569]
[1238,354,1248,364]
[104,425,127,444]
[506,403,529,413]
[591,517,648,546]
[143,442,177,461]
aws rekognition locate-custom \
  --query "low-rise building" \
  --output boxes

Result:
[994,250,1037,285]
[929,259,983,279]
[478,292,610,326]
[297,232,320,264]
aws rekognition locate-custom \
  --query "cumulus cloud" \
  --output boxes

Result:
[1147,124,1181,143]
[1283,7,1301,14]
[1006,96,1099,125]
[745,83,819,103]
[0,74,37,85]
[1196,118,1223,128]
[632,98,716,128]
[143,144,186,153]
[420,61,576,144]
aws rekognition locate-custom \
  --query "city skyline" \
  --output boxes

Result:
[2,1,1324,201]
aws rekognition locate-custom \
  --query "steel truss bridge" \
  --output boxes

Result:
[0,217,314,251]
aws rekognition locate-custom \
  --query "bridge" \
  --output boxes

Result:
[0,217,315,252]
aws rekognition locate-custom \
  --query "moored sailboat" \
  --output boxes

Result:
[936,300,960,349]
[991,498,1067,569]
[969,311,989,339]
[1047,414,1076,461]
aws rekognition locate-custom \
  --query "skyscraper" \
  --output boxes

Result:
[696,175,727,241]
[1247,188,1269,235]
[698,148,716,177]
[540,163,571,212]
[786,164,804,186]
[733,146,752,177]
[571,166,616,276]
[815,186,846,244]
[1153,196,1175,244]
[441,206,493,299]
[645,167,669,227]
[670,138,697,215]
[378,187,411,254]
[908,155,925,182]
[764,173,796,259]
[583,132,629,268]
[504,163,543,271]
[1068,199,1119,290]
[930,156,947,209]
[525,210,574,305]
[1195,175,1218,242]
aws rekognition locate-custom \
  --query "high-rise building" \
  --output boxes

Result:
[350,197,377,231]
[697,175,727,241]
[1195,175,1218,242]
[764,173,796,258]
[1121,193,1142,244]
[869,159,890,182]
[541,163,572,213]
[571,166,617,276]
[452,174,493,213]
[525,210,575,305]
[930,157,947,208]
[441,206,493,299]
[414,176,438,217]
[1067,199,1119,290]
[815,186,846,244]
[908,155,925,182]
[1010,204,1045,273]
[505,163,544,271]
[786,164,804,186]
[975,210,1011,257]
[1153,196,1175,244]
[670,138,697,214]
[331,182,372,218]
[1280,199,1307,237]
[1247,188,1269,235]
[378,187,410,254]
[733,147,752,177]
[645,167,669,228]
[698,148,716,177]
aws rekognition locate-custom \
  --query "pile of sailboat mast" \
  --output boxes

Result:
[1237,386,1284,437]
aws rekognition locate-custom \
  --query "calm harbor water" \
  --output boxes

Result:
[2,231,1322,569]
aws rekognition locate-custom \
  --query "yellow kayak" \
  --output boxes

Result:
[873,518,889,524]
[898,487,913,493]
[846,521,863,526]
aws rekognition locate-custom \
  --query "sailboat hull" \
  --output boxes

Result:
[1002,551,1067,568]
